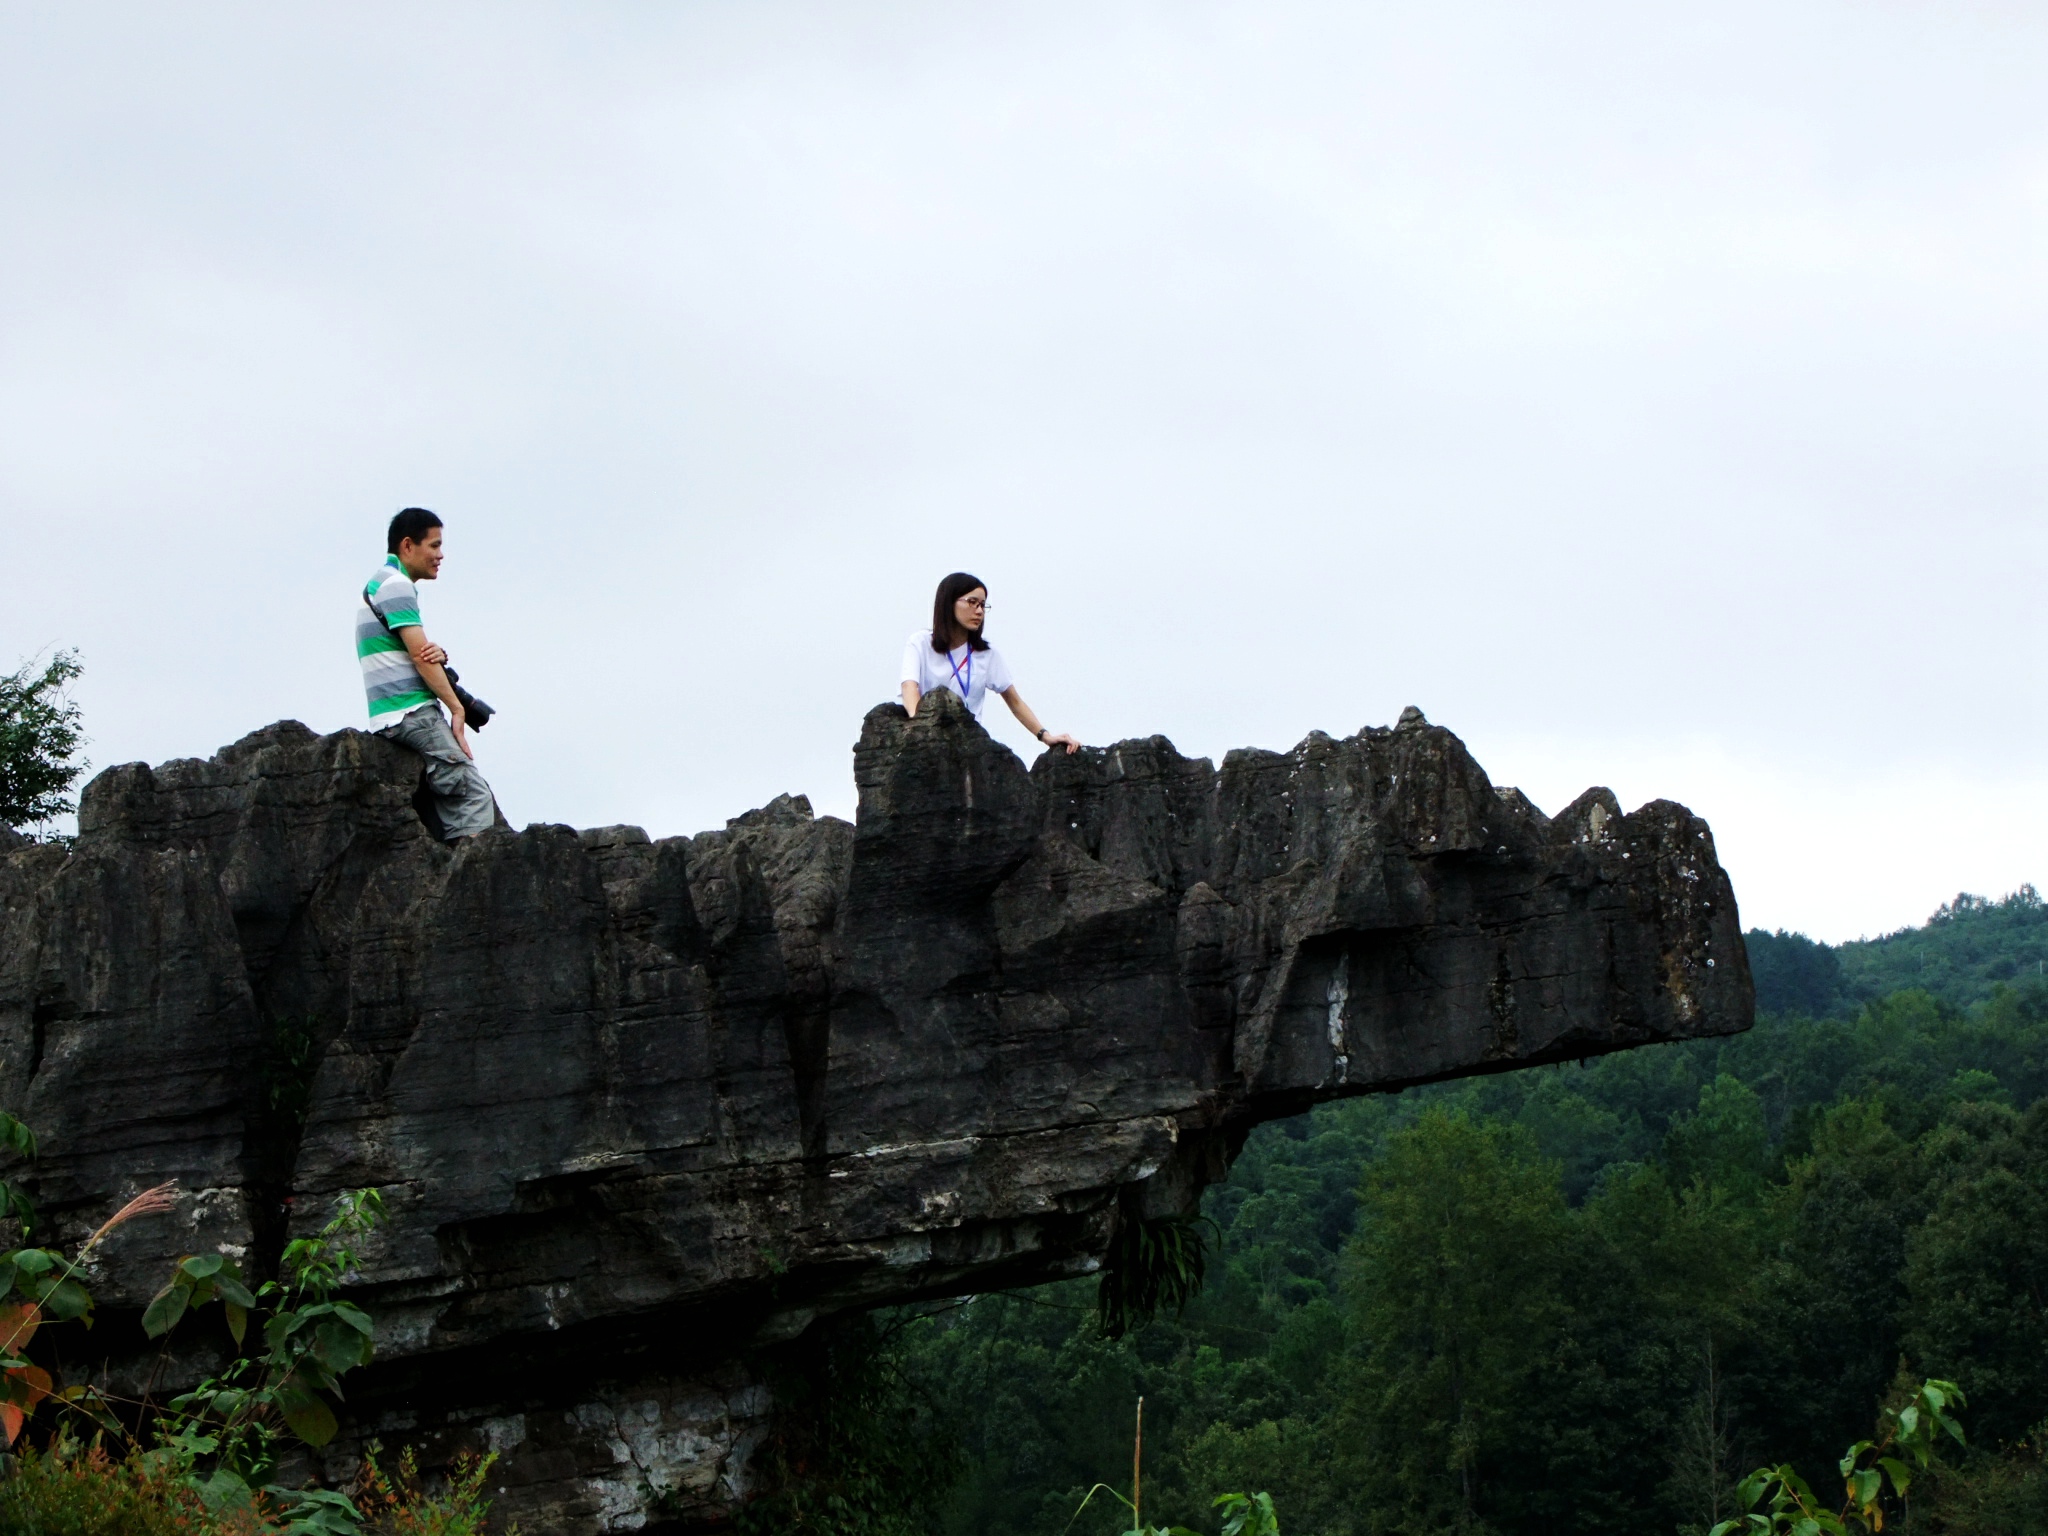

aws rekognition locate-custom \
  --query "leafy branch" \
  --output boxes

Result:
[0,1109,38,1237]
[145,1186,388,1526]
[1711,1378,1967,1536]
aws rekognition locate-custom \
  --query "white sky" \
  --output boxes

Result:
[3,2,2044,944]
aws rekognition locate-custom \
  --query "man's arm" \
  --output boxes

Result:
[396,625,473,759]
[397,628,447,667]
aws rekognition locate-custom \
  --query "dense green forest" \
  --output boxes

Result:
[800,888,2048,1536]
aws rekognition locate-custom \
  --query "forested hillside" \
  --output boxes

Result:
[1748,885,2048,1015]
[835,888,2048,1536]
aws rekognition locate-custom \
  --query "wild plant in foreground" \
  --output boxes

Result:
[353,1443,513,1536]
[1063,1396,1282,1536]
[1,1114,510,1536]
[1712,1378,1967,1535]
[144,1187,387,1528]
[0,1437,262,1536]
[1,1177,180,1444]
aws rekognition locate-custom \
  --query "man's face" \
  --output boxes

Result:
[397,528,445,581]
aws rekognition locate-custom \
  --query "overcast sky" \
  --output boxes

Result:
[4,2,2044,943]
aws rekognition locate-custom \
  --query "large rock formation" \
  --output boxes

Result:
[0,697,1749,1532]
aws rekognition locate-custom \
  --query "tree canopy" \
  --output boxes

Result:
[0,650,86,835]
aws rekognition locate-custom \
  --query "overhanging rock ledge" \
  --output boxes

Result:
[0,696,1750,1532]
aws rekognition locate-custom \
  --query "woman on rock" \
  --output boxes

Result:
[899,572,1082,754]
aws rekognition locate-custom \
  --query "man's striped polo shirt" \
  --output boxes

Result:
[357,556,435,729]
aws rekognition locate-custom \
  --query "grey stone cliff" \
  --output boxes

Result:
[0,695,1750,1531]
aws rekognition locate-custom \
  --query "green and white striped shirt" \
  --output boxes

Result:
[357,556,435,729]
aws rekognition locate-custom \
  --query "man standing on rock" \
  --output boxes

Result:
[356,507,497,841]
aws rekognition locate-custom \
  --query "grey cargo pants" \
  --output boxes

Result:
[379,704,498,840]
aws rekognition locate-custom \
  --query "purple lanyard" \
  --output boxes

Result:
[947,645,973,701]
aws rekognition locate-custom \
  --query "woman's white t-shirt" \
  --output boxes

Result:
[900,631,1014,720]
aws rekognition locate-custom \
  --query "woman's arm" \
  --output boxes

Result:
[901,681,923,717]
[999,687,1080,754]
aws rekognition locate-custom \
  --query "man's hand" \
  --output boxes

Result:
[400,626,471,756]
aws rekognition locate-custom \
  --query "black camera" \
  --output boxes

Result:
[445,667,494,731]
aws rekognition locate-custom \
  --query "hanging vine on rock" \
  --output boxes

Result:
[1097,1212,1212,1339]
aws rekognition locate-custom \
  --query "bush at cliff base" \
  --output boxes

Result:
[0,1440,269,1536]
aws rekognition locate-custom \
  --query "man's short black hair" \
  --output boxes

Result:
[387,507,443,555]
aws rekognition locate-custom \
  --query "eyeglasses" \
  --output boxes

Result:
[958,597,989,611]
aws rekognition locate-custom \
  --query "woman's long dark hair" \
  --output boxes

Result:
[930,571,990,653]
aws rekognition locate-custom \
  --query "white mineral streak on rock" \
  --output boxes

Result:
[850,1135,981,1160]
[1326,951,1352,1083]
[480,1413,527,1454]
[573,1376,774,1532]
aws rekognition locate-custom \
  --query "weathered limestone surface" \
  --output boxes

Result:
[0,697,1750,1532]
